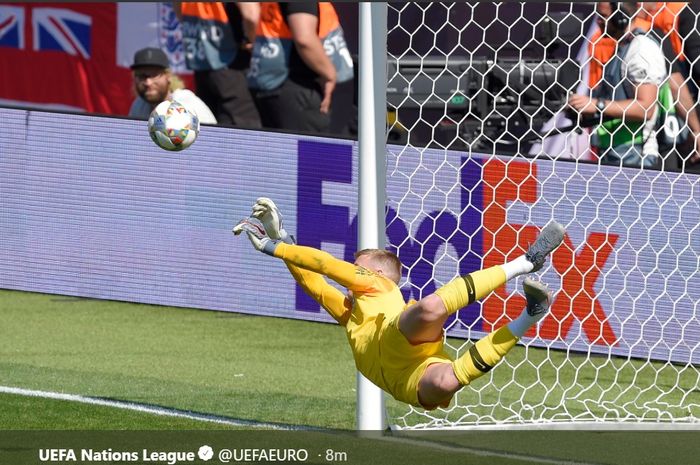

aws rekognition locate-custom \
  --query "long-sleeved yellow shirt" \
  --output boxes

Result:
[273,242,410,394]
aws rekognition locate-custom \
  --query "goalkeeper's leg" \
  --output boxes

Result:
[417,278,552,408]
[399,221,564,344]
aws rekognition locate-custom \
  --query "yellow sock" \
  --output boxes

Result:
[434,266,507,315]
[451,326,518,386]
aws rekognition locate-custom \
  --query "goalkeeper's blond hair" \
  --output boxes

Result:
[354,249,402,284]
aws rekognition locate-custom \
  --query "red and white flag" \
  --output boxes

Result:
[0,2,189,115]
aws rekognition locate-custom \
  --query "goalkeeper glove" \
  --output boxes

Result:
[232,217,280,256]
[251,197,296,244]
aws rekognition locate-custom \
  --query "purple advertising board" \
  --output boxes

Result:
[1,108,699,365]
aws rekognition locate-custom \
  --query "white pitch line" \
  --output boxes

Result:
[0,385,315,431]
[1,385,604,465]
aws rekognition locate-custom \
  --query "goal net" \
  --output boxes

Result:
[384,2,700,429]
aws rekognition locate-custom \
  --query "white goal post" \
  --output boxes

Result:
[357,2,700,430]
[357,1,388,431]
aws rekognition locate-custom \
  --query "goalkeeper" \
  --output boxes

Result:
[234,198,565,410]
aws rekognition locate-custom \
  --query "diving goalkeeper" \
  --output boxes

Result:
[234,198,565,410]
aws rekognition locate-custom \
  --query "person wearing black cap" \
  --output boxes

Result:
[128,47,217,124]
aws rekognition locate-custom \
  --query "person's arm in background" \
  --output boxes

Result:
[236,2,260,49]
[283,3,337,114]
[569,36,664,122]
[569,84,659,121]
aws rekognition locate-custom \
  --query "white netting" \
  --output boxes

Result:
[384,2,700,428]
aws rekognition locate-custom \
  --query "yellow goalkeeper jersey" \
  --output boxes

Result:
[273,243,450,405]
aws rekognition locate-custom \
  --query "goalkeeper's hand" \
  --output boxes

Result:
[251,197,295,244]
[232,218,279,255]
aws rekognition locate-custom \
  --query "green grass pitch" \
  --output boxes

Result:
[1,289,698,465]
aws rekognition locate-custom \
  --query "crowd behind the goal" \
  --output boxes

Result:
[128,2,700,171]
[129,2,356,136]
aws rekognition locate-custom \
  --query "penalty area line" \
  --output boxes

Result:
[0,385,319,431]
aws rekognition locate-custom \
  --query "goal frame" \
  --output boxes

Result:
[356,1,700,431]
[357,1,388,430]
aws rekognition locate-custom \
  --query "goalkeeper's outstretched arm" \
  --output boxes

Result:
[235,218,381,293]
[284,263,351,325]
[272,242,380,293]
[235,198,351,325]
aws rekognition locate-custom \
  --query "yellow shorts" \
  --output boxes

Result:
[378,312,453,408]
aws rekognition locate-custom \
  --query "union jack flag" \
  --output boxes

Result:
[0,5,24,49]
[32,7,91,58]
[0,2,191,115]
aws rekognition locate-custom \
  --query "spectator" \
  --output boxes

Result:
[640,2,686,55]
[587,2,699,170]
[175,2,262,128]
[128,47,217,124]
[587,5,652,89]
[570,2,666,168]
[247,2,354,134]
[677,0,700,165]
[587,3,684,88]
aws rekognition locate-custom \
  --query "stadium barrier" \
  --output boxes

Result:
[2,106,699,426]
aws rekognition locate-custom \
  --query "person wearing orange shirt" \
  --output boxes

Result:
[641,2,686,56]
[175,2,262,128]
[588,2,686,88]
[570,2,668,168]
[248,2,354,134]
[585,2,700,167]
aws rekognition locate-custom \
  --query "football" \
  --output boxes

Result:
[147,100,199,151]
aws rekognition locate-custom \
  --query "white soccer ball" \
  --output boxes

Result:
[147,100,200,151]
